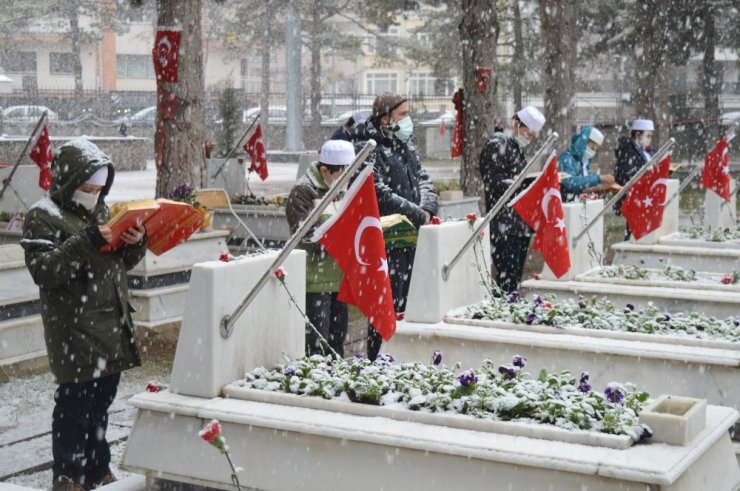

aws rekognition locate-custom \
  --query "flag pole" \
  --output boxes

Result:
[220,139,377,339]
[211,113,261,180]
[571,137,676,249]
[441,132,559,281]
[662,163,701,209]
[0,111,48,201]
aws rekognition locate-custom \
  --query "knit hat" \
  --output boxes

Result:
[631,119,654,132]
[515,106,546,133]
[320,140,355,166]
[372,93,407,119]
[85,167,109,185]
[588,127,604,145]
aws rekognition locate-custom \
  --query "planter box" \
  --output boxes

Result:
[611,241,740,274]
[122,390,740,491]
[640,395,707,446]
[577,267,740,293]
[659,232,740,250]
[211,205,290,245]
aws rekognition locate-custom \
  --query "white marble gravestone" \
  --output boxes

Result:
[705,178,737,230]
[405,219,490,324]
[541,199,603,281]
[169,249,306,398]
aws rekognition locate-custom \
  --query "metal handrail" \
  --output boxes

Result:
[0,111,48,200]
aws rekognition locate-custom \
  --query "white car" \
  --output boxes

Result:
[1,105,58,122]
[116,106,157,126]
[242,106,288,124]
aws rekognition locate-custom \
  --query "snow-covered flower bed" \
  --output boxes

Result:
[593,264,739,285]
[239,354,652,441]
[679,226,740,243]
[460,293,740,343]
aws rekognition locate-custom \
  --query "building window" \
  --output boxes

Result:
[366,73,398,95]
[50,52,75,75]
[364,36,377,55]
[408,72,455,96]
[117,54,155,79]
[1,51,37,73]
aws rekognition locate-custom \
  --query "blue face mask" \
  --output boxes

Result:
[393,116,413,141]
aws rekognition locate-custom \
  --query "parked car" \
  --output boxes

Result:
[116,106,157,126]
[420,110,456,126]
[1,105,58,122]
[242,106,288,124]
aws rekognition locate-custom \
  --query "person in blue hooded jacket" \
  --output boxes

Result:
[558,126,614,202]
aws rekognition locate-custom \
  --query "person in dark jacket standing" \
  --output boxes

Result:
[558,126,614,202]
[286,140,354,357]
[613,118,655,238]
[21,138,147,491]
[354,92,438,360]
[479,106,546,294]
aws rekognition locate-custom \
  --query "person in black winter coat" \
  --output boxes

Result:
[353,92,438,360]
[479,106,546,294]
[330,111,368,143]
[613,118,655,238]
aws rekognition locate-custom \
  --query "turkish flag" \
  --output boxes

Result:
[451,89,463,158]
[438,119,446,136]
[619,153,671,240]
[28,125,53,191]
[152,28,181,83]
[244,124,268,180]
[311,166,396,341]
[700,136,730,201]
[510,153,571,278]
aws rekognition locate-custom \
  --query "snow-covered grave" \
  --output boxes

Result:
[121,227,739,489]
[518,184,740,317]
[127,230,229,332]
[0,244,45,372]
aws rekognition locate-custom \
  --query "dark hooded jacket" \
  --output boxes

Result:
[613,136,651,214]
[479,134,533,238]
[21,138,147,384]
[353,118,438,229]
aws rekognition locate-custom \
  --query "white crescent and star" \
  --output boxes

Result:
[353,216,387,275]
[649,178,670,206]
[541,187,562,222]
[158,36,172,66]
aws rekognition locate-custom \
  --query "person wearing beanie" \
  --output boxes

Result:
[613,118,656,237]
[558,126,615,202]
[21,138,147,491]
[286,140,355,357]
[479,105,546,294]
[353,92,438,360]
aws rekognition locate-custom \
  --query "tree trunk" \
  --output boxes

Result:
[539,0,576,149]
[699,2,720,145]
[512,0,523,110]
[155,0,206,198]
[458,0,499,202]
[68,0,84,114]
[633,0,670,136]
[309,6,323,143]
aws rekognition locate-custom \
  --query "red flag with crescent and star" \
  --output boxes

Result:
[700,135,731,202]
[243,124,269,180]
[619,153,671,240]
[510,152,570,278]
[451,88,463,158]
[28,125,53,191]
[310,165,396,341]
[153,28,181,83]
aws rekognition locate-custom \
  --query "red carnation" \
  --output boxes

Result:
[219,251,231,262]
[274,267,287,283]
[431,216,442,225]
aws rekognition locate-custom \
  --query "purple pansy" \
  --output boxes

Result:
[512,355,527,368]
[604,385,624,404]
[525,313,537,325]
[457,370,478,387]
[663,311,672,322]
[507,291,521,304]
[377,353,396,363]
[432,350,443,366]
[533,295,544,307]
[498,365,516,380]
[624,303,635,313]
[578,372,591,393]
[284,367,296,377]
[640,426,654,441]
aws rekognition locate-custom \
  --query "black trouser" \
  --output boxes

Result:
[52,372,120,487]
[491,233,531,294]
[305,291,349,358]
[367,246,415,361]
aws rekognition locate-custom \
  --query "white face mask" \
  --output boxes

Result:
[583,147,596,160]
[72,189,100,211]
[639,135,652,149]
[513,135,530,148]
